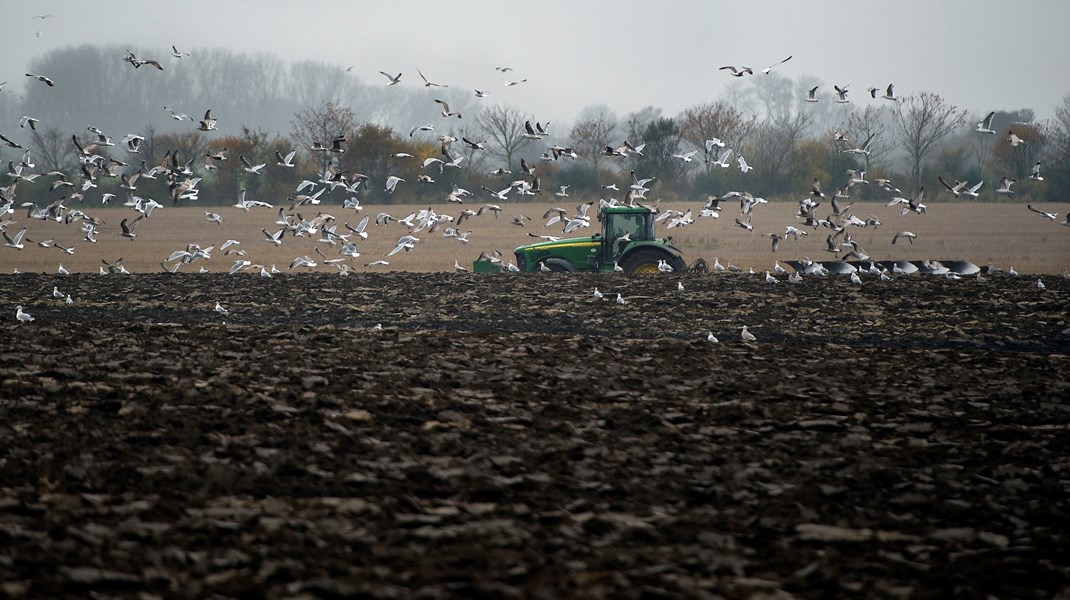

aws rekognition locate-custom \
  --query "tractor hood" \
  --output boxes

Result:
[515,235,601,253]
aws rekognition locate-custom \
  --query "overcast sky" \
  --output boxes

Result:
[4,0,1070,127]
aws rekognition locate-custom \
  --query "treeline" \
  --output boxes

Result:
[1,44,1068,208]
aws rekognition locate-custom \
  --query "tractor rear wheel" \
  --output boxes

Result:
[620,249,674,273]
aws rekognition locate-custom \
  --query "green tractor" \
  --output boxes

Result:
[508,205,695,273]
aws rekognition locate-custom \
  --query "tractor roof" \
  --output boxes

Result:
[601,205,654,215]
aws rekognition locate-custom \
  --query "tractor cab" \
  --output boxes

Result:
[601,206,655,264]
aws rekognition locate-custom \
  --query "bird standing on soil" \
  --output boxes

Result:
[741,326,756,342]
[214,302,229,315]
[16,305,34,322]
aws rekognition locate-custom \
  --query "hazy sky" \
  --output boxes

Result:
[4,0,1070,127]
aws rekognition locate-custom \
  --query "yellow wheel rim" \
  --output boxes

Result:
[633,264,660,274]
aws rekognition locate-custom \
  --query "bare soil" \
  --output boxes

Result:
[1,271,1069,598]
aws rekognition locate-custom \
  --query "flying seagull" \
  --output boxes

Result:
[975,111,996,134]
[380,71,402,85]
[417,68,447,87]
[434,99,461,118]
[26,73,55,86]
[719,65,753,77]
[760,55,792,74]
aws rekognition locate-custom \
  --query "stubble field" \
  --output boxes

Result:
[1,199,1068,275]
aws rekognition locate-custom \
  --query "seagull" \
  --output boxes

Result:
[171,45,190,58]
[995,177,1016,195]
[26,73,55,86]
[503,79,527,86]
[740,326,756,342]
[409,124,434,137]
[1027,204,1058,221]
[804,85,819,103]
[615,293,627,305]
[593,288,604,300]
[1007,130,1026,147]
[418,68,447,87]
[760,55,792,74]
[879,83,897,101]
[384,175,404,193]
[120,214,145,238]
[765,271,778,284]
[657,259,673,272]
[240,154,265,174]
[737,155,753,173]
[474,89,490,97]
[710,147,733,168]
[671,150,699,163]
[453,260,468,272]
[197,109,218,131]
[850,271,863,286]
[214,301,229,315]
[1030,162,1043,181]
[18,116,39,130]
[958,178,980,197]
[204,211,224,224]
[707,331,719,343]
[892,231,917,245]
[434,99,460,118]
[842,133,875,155]
[975,111,996,134]
[2,226,27,249]
[380,71,402,85]
[938,176,966,196]
[1037,278,1046,290]
[719,66,753,77]
[16,306,34,322]
[275,149,297,167]
[164,106,190,120]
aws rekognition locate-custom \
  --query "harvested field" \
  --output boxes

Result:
[2,201,1068,275]
[1,270,1069,598]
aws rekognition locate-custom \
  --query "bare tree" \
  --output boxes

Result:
[1050,93,1070,199]
[678,101,752,175]
[843,105,891,172]
[891,92,967,189]
[32,127,76,173]
[568,104,618,173]
[988,122,1048,182]
[750,73,794,121]
[290,99,357,174]
[474,103,535,172]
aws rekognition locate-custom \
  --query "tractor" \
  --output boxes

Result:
[504,205,699,273]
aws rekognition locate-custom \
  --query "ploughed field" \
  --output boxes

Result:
[1,270,1069,598]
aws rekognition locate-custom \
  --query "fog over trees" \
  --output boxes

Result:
[1,44,1068,206]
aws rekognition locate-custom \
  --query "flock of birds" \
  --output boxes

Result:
[1,35,1066,331]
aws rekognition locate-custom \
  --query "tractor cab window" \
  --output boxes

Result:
[607,213,649,257]
[608,213,647,243]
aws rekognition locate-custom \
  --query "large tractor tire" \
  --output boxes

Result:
[539,258,577,272]
[619,248,677,273]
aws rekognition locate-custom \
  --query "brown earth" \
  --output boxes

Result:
[1,271,1069,599]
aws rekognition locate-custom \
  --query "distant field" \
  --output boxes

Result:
[1,199,1068,275]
